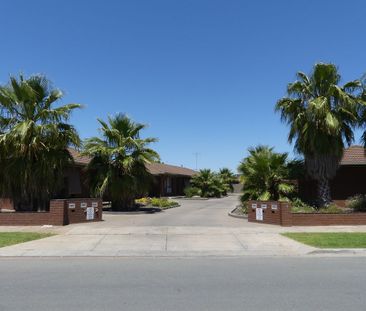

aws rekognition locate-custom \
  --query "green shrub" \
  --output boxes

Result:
[291,198,344,213]
[319,204,344,214]
[184,186,201,198]
[291,198,317,213]
[241,202,248,214]
[346,195,366,212]
[135,197,151,205]
[150,198,179,209]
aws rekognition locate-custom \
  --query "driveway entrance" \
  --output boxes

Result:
[100,195,245,227]
[0,195,313,257]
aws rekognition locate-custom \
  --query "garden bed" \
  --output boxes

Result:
[228,205,247,219]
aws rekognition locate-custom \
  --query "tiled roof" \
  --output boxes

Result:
[67,148,196,176]
[67,148,91,166]
[146,162,197,176]
[340,145,366,166]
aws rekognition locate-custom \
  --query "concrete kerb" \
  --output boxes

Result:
[228,207,248,219]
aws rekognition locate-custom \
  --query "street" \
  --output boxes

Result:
[0,257,365,311]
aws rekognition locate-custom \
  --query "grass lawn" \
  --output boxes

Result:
[0,232,54,248]
[282,232,366,248]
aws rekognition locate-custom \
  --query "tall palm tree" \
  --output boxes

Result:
[0,75,81,210]
[276,63,363,207]
[238,146,294,201]
[83,114,159,211]
[359,74,366,144]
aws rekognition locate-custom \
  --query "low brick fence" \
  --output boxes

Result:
[248,200,366,226]
[0,198,102,226]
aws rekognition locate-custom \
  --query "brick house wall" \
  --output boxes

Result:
[299,166,366,204]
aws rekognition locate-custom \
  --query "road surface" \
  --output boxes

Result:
[0,257,365,311]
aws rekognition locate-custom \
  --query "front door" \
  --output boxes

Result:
[165,176,172,195]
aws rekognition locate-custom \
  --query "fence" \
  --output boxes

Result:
[0,198,102,226]
[247,201,366,226]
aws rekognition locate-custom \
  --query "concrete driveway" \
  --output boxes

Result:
[2,194,364,257]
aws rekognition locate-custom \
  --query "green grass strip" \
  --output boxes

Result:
[0,232,54,248]
[282,232,366,248]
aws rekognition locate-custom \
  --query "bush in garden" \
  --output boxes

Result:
[347,195,366,212]
[184,186,202,198]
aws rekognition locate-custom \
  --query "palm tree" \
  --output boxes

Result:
[0,74,81,211]
[218,168,237,193]
[276,63,363,207]
[359,74,366,144]
[83,114,159,211]
[238,146,294,201]
[190,169,224,198]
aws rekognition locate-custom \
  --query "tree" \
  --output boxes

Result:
[276,63,364,207]
[218,168,237,194]
[0,75,81,211]
[83,114,159,211]
[190,169,225,198]
[359,74,366,144]
[238,145,294,201]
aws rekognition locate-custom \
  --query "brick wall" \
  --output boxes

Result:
[0,198,14,210]
[64,198,102,224]
[0,198,102,226]
[248,201,292,226]
[248,200,366,226]
[292,213,366,226]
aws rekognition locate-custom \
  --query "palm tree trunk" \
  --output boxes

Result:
[317,178,331,207]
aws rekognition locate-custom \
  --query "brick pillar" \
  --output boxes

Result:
[49,200,67,225]
[279,202,293,227]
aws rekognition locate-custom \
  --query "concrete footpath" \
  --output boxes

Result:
[2,224,366,257]
[0,225,315,257]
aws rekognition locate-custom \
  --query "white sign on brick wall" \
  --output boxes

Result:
[86,207,95,220]
[256,208,263,221]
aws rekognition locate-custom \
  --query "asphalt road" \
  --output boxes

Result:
[1,257,365,311]
[102,194,244,227]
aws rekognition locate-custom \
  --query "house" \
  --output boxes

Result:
[147,162,196,197]
[298,145,366,206]
[63,149,196,198]
[0,148,196,210]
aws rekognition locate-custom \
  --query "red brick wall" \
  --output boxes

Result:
[64,198,102,224]
[0,198,102,226]
[247,200,366,226]
[0,200,65,226]
[292,213,366,226]
[248,201,291,226]
[0,198,14,210]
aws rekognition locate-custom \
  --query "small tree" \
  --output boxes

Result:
[238,146,294,202]
[190,169,225,198]
[83,114,159,211]
[218,168,237,194]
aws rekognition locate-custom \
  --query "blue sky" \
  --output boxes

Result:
[1,0,365,171]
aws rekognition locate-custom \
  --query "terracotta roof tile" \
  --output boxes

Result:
[67,148,196,176]
[67,148,91,166]
[340,145,366,165]
[146,162,197,176]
